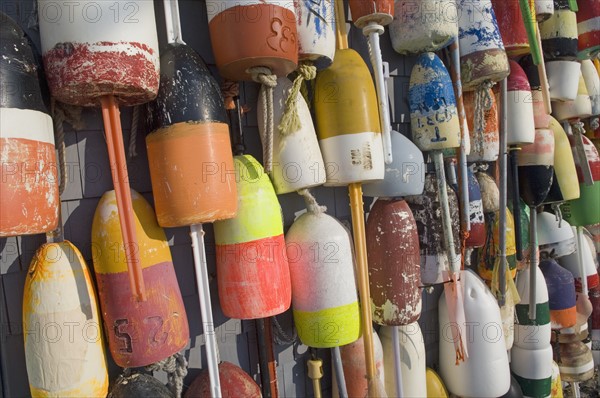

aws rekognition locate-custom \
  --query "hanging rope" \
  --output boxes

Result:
[221,80,239,111]
[473,80,495,156]
[298,189,327,214]
[591,117,599,131]
[128,105,141,159]
[144,352,188,398]
[50,98,84,195]
[247,66,277,173]
[551,203,563,228]
[271,315,297,345]
[279,63,316,135]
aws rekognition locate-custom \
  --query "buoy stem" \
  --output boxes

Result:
[433,152,459,273]
[364,22,392,165]
[576,226,588,294]
[535,23,552,114]
[307,354,323,398]
[509,148,524,261]
[190,223,222,398]
[498,78,508,306]
[348,182,377,384]
[332,347,348,398]
[528,208,538,320]
[334,0,348,50]
[392,326,404,398]
[163,0,185,45]
[100,95,146,302]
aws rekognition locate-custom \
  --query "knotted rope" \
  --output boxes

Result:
[144,352,188,398]
[50,98,84,195]
[279,63,316,135]
[473,80,495,156]
[248,66,277,173]
[298,189,327,214]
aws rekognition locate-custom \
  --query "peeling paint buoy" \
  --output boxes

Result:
[294,0,336,69]
[184,361,261,397]
[464,88,500,163]
[576,0,600,59]
[539,0,579,60]
[492,0,530,57]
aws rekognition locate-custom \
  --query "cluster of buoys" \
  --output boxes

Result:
[3,0,599,397]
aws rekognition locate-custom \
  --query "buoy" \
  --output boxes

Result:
[405,173,461,285]
[380,323,427,398]
[537,211,576,259]
[558,227,600,292]
[510,345,553,398]
[520,56,551,129]
[539,0,579,60]
[457,0,509,90]
[555,341,595,382]
[366,199,421,326]
[507,60,536,146]
[363,131,425,198]
[439,269,511,398]
[545,60,581,101]
[464,88,500,163]
[576,0,600,59]
[286,198,360,347]
[23,241,108,397]
[389,0,458,54]
[184,362,261,398]
[535,0,554,21]
[550,361,563,397]
[213,155,291,319]
[492,0,530,56]
[109,373,172,398]
[426,368,449,398]
[294,0,336,69]
[518,129,555,207]
[91,190,189,367]
[515,266,551,349]
[347,0,393,26]
[543,117,580,204]
[145,44,237,227]
[581,59,600,116]
[258,77,326,194]
[0,13,59,237]
[465,168,486,248]
[539,258,577,330]
[552,73,593,122]
[590,286,600,363]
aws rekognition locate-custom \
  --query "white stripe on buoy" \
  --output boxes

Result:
[0,108,54,144]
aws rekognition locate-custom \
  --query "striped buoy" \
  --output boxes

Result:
[540,0,579,60]
[380,323,427,398]
[38,0,159,106]
[464,88,500,162]
[510,345,553,398]
[543,116,580,204]
[405,173,461,284]
[539,258,577,330]
[258,77,326,194]
[0,14,59,237]
[555,341,595,382]
[426,368,449,398]
[439,269,511,397]
[457,0,509,90]
[520,56,551,129]
[145,43,237,227]
[23,241,108,397]
[294,0,336,68]
[367,199,421,325]
[507,60,536,146]
[518,128,555,207]
[213,155,291,319]
[535,0,554,21]
[552,72,593,121]
[546,60,581,101]
[515,265,551,349]
[558,227,600,292]
[576,0,600,59]
[184,361,261,397]
[205,1,297,80]
[581,59,600,116]
[492,0,530,57]
[286,205,360,347]
[389,0,458,54]
[91,190,189,367]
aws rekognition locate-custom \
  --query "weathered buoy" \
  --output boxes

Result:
[0,13,58,237]
[581,59,600,116]
[555,341,595,382]
[367,199,421,325]
[537,211,576,259]
[558,227,600,292]
[543,117,580,204]
[380,323,426,398]
[109,373,172,398]
[535,0,555,21]
[145,43,237,227]
[213,155,291,319]
[539,258,577,330]
[314,48,384,185]
[518,128,555,207]
[545,60,581,101]
[347,0,393,27]
[184,361,261,397]
[439,269,511,398]
[515,266,552,349]
[389,0,458,54]
[507,60,536,146]
[23,241,109,397]
[294,0,336,69]
[426,368,449,398]
[38,0,159,106]
[457,0,509,90]
[205,1,297,80]
[91,190,189,368]
[510,345,553,398]
[405,174,461,284]
[492,0,530,56]
[286,205,360,347]
[465,168,486,248]
[576,0,600,59]
[539,0,579,60]
[362,131,425,198]
[552,73,593,121]
[520,55,551,129]
[550,361,564,397]
[258,77,326,194]
[464,88,500,163]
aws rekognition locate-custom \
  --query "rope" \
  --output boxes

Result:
[298,189,327,214]
[247,66,277,173]
[271,315,297,345]
[279,63,316,135]
[551,203,563,228]
[144,352,188,398]
[221,80,239,110]
[128,105,140,159]
[473,81,495,156]
[591,117,599,131]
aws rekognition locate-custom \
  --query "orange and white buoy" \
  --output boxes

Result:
[464,88,499,163]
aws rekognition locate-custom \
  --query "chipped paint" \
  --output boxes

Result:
[294,0,335,67]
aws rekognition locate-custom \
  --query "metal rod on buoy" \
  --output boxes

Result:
[576,226,589,295]
[100,95,145,301]
[509,148,524,261]
[332,347,348,398]
[392,326,404,398]
[528,208,538,320]
[498,78,508,306]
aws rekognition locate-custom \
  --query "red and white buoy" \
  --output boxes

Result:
[576,0,600,59]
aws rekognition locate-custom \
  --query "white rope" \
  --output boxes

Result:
[248,66,277,173]
[144,352,188,398]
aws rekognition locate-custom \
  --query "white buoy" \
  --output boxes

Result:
[515,267,552,349]
[581,59,600,116]
[294,0,336,68]
[510,345,553,398]
[545,60,581,102]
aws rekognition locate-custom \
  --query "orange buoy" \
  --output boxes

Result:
[184,361,261,397]
[464,88,500,163]
[91,190,189,367]
[348,0,393,27]
[0,13,59,237]
[213,155,291,319]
